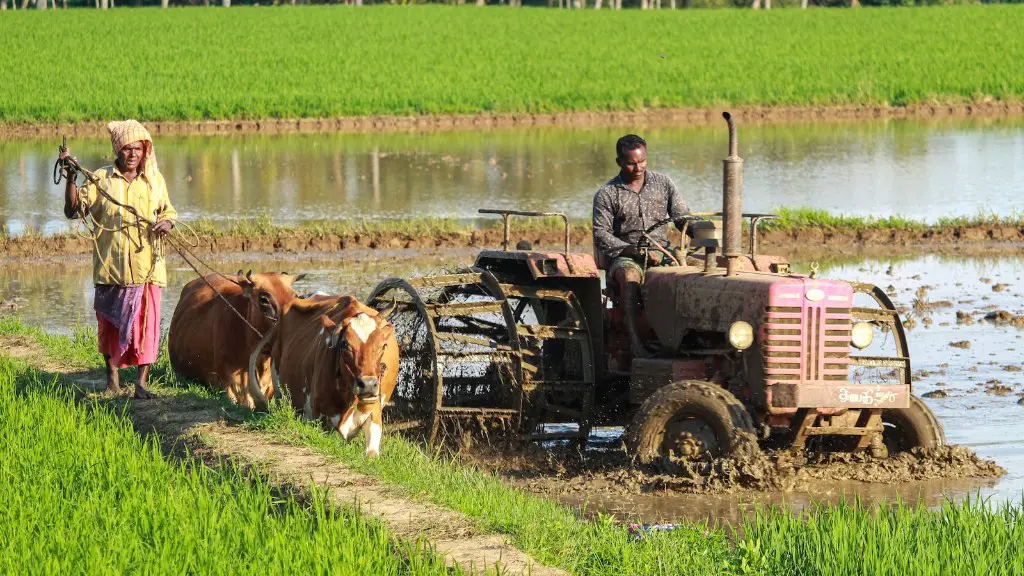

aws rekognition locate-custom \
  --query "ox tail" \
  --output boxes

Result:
[247,322,279,413]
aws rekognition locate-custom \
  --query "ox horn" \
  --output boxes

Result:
[247,323,280,413]
[380,296,398,321]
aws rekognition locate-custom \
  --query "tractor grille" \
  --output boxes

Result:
[764,305,852,384]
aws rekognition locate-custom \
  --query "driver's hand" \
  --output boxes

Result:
[647,250,664,266]
[620,246,641,259]
[674,214,695,230]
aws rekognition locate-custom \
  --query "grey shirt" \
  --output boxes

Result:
[592,170,690,260]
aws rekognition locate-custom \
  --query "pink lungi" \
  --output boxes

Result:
[96,284,162,368]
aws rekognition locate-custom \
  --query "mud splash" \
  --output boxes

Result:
[469,440,1004,500]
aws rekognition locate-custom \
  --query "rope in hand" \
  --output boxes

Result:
[55,142,266,338]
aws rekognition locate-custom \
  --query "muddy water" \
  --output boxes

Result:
[3,118,1023,236]
[1,251,1022,523]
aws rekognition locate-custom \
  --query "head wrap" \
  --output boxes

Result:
[107,119,159,178]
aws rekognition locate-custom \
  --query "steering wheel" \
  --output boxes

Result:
[635,215,705,267]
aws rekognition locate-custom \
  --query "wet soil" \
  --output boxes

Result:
[4,225,1024,260]
[4,101,1024,140]
[466,438,1003,499]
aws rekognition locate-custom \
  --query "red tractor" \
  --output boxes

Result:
[368,112,943,467]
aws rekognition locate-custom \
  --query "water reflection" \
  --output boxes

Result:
[2,117,1022,236]
[0,250,475,335]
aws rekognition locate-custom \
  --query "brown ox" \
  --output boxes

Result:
[267,295,398,457]
[168,271,303,409]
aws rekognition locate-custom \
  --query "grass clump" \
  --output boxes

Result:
[764,207,928,230]
[1,6,1023,124]
[738,498,1024,575]
[762,207,1024,231]
[0,356,456,575]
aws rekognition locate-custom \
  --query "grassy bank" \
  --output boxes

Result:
[2,317,1022,575]
[0,359,455,573]
[1,6,1023,124]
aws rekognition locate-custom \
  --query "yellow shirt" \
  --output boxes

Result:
[77,165,177,287]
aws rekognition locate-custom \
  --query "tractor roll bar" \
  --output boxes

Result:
[478,209,570,256]
[648,211,778,259]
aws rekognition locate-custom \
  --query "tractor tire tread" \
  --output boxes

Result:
[882,394,945,452]
[625,380,759,466]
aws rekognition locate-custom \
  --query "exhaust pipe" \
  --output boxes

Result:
[722,112,743,276]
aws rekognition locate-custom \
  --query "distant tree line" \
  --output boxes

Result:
[1,0,1016,11]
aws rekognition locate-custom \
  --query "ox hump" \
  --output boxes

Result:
[349,313,376,344]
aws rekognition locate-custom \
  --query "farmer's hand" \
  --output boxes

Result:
[151,220,174,238]
[647,249,664,266]
[58,148,76,164]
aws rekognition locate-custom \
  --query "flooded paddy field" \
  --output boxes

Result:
[3,117,1023,236]
[4,115,1024,527]
[2,249,1022,524]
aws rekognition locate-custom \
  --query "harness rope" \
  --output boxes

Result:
[54,145,267,339]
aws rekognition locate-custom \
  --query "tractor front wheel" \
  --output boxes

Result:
[625,380,759,469]
[881,394,945,454]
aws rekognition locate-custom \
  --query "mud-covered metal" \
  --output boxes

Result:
[641,266,780,350]
[367,266,595,444]
[478,208,571,256]
[476,249,599,280]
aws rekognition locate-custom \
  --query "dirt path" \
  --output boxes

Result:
[198,427,565,576]
[4,101,1024,139]
[0,336,565,576]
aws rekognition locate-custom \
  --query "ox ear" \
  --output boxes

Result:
[293,273,307,283]
[320,315,339,347]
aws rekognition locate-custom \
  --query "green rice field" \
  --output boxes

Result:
[0,5,1022,124]
[2,316,1022,575]
[0,357,456,574]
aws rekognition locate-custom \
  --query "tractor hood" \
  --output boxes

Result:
[642,266,852,351]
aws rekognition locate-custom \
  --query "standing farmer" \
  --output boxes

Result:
[60,120,177,398]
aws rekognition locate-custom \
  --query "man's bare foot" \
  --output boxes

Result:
[103,355,120,395]
[133,385,155,399]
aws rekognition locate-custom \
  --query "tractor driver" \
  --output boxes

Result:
[592,134,690,359]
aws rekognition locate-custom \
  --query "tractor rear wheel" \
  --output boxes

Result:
[881,394,945,454]
[625,380,759,469]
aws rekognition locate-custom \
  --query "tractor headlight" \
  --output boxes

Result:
[851,322,874,349]
[728,321,754,350]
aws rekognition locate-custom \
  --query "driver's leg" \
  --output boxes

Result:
[613,261,651,360]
